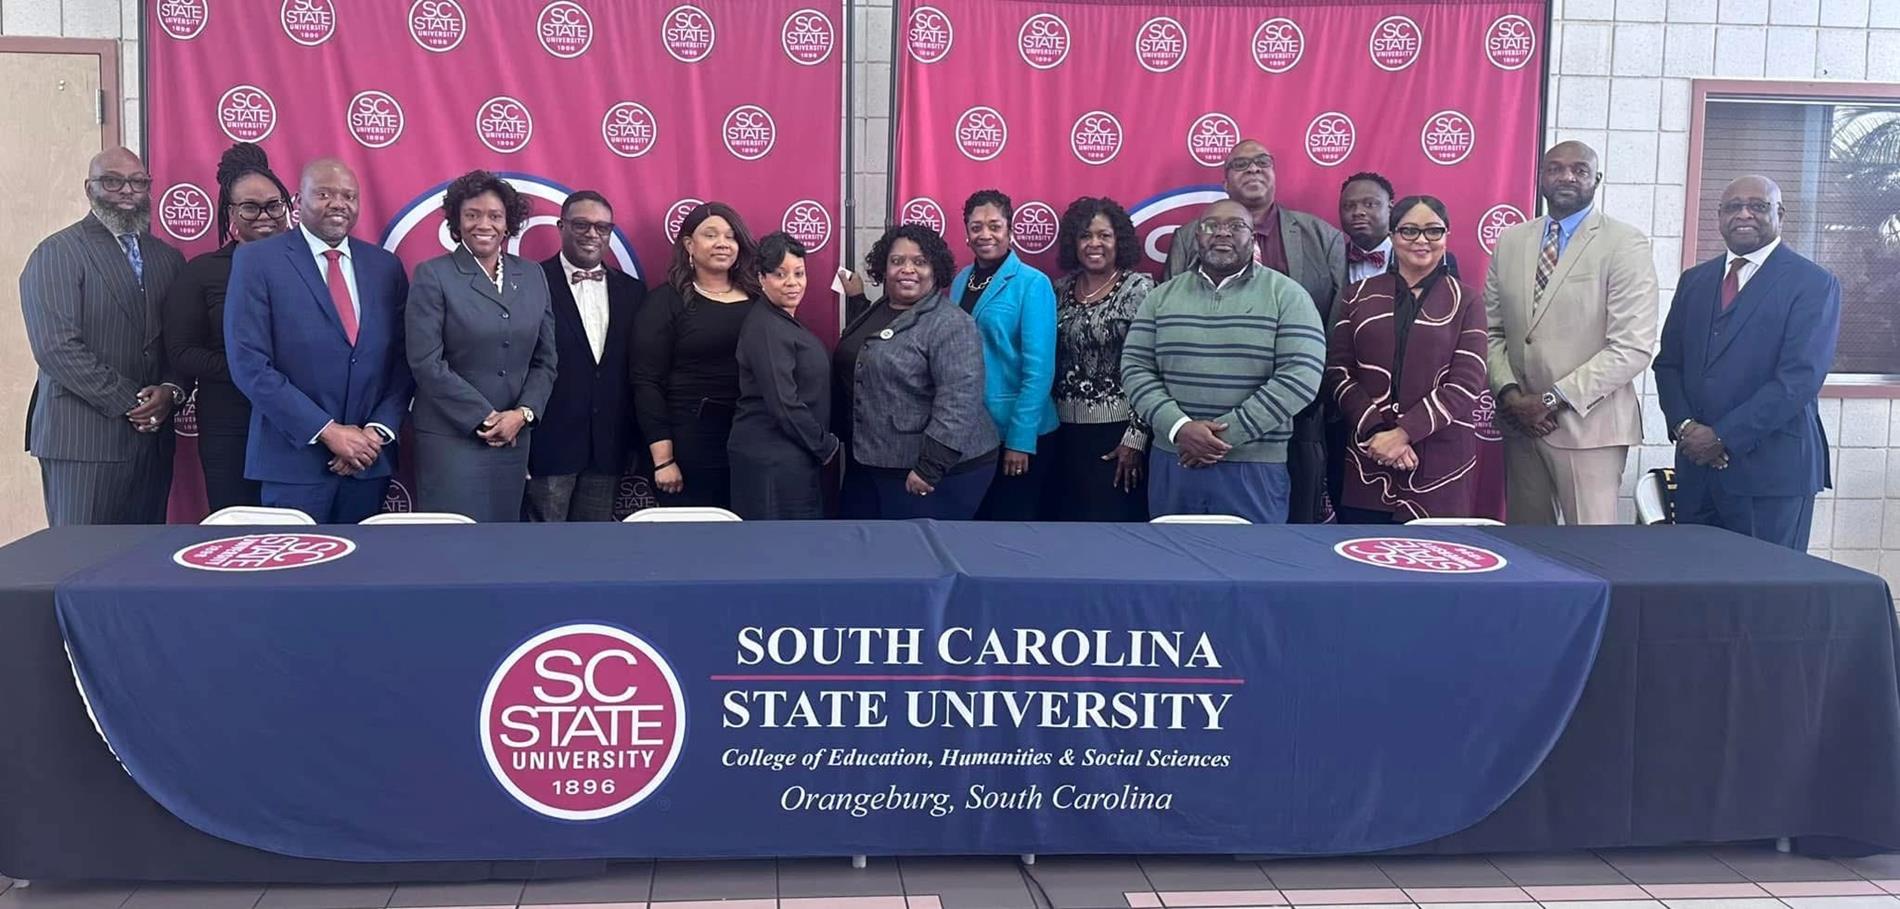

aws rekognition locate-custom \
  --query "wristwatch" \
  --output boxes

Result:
[1541,390,1564,411]
[519,406,536,425]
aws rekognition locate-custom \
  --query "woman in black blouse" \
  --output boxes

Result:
[729,232,838,519]
[630,201,760,508]
[161,142,290,510]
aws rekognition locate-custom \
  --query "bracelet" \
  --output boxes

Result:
[1674,418,1696,437]
[653,459,676,471]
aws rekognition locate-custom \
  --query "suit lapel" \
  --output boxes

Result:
[1708,245,1787,364]
[1279,209,1317,295]
[1529,209,1601,333]
[545,259,587,355]
[137,234,166,347]
[972,252,1019,317]
[78,219,142,321]
[285,233,351,342]
[1684,259,1718,370]
[457,246,506,308]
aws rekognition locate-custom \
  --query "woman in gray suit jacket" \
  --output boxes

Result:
[833,224,997,519]
[406,170,557,522]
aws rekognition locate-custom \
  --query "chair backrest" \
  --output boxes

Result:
[624,507,744,523]
[1150,514,1251,525]
[360,512,477,525]
[1635,472,1671,525]
[200,506,316,526]
[1404,517,1505,526]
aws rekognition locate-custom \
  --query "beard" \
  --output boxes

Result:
[90,196,151,236]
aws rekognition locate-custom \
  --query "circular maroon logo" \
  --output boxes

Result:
[347,90,404,149]
[1251,17,1304,73]
[1335,537,1507,573]
[665,198,705,241]
[1473,389,1504,442]
[1486,14,1537,70]
[602,102,657,158]
[1012,201,1058,255]
[612,473,658,520]
[159,183,213,242]
[1134,16,1188,73]
[380,478,414,514]
[481,623,686,820]
[538,1,593,58]
[157,0,209,39]
[1187,112,1241,167]
[955,105,1007,162]
[1370,15,1423,71]
[900,197,946,235]
[1477,203,1527,255]
[906,5,953,64]
[782,200,832,253]
[408,0,468,52]
[1305,111,1355,167]
[174,534,358,572]
[217,85,277,143]
[476,95,533,154]
[781,8,835,66]
[1420,109,1475,165]
[172,390,199,438]
[280,0,336,46]
[1018,12,1070,70]
[662,4,716,63]
[722,104,776,161]
[1070,110,1123,166]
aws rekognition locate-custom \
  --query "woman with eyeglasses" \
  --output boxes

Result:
[1321,195,1488,523]
[161,142,291,509]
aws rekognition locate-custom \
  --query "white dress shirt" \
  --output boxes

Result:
[560,254,610,364]
[1724,236,1781,293]
[300,224,359,322]
[1347,236,1394,284]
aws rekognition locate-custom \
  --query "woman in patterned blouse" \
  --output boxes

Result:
[1045,197,1154,521]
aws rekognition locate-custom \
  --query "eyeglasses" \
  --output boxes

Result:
[1196,218,1254,238]
[232,200,288,221]
[562,219,616,237]
[1718,200,1775,216]
[1224,154,1274,173]
[90,175,152,193]
[1394,225,1448,242]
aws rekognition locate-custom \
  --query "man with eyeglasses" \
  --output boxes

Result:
[1124,200,1327,524]
[1654,176,1839,549]
[527,191,648,521]
[1483,140,1659,525]
[1163,140,1346,524]
[20,147,187,525]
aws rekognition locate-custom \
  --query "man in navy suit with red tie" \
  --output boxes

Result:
[1655,175,1841,549]
[226,158,413,523]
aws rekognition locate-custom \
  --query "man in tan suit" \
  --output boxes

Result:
[1484,141,1659,525]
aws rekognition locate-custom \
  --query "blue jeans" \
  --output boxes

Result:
[1148,453,1290,524]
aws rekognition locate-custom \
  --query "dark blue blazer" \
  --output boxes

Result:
[1654,243,1839,498]
[225,230,414,484]
[530,256,646,477]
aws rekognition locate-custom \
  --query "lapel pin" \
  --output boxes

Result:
[878,328,894,340]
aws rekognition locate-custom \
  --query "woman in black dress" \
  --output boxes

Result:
[630,202,760,508]
[728,232,838,519]
[161,142,290,510]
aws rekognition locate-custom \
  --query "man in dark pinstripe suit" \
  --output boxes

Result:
[20,147,186,525]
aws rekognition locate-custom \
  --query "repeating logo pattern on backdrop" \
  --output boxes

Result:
[1485,14,1537,70]
[1369,15,1423,71]
[665,199,706,241]
[481,624,686,820]
[1012,201,1059,255]
[1018,13,1069,70]
[172,389,199,438]
[1186,113,1240,168]
[722,105,777,160]
[1135,16,1187,73]
[159,183,213,242]
[476,95,534,154]
[782,200,832,253]
[781,8,835,65]
[955,106,1007,161]
[217,85,277,142]
[537,1,594,58]
[1477,204,1527,255]
[906,5,953,63]
[1305,111,1355,167]
[900,197,947,235]
[407,0,468,52]
[382,174,641,277]
[1070,111,1123,166]
[1251,18,1304,73]
[347,91,405,149]
[602,102,658,158]
[1334,538,1507,574]
[662,4,716,62]
[1420,110,1475,165]
[174,534,357,572]
[280,0,337,46]
[157,0,209,39]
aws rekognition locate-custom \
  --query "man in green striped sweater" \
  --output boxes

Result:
[1121,199,1326,523]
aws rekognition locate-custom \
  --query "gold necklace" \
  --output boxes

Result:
[1077,271,1120,304]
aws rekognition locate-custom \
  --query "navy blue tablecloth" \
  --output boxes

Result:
[54,522,1608,862]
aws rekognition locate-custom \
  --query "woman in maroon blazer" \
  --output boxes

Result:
[1322,195,1488,523]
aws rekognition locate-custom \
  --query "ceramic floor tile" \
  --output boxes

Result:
[1491,853,1631,887]
[1657,899,1784,909]
[647,861,775,903]
[1016,856,1155,909]
[387,880,524,908]
[1597,851,1746,885]
[122,884,266,909]
[256,883,397,909]
[1523,885,1651,901]
[521,863,654,905]
[1776,898,1900,909]
[1640,883,1768,900]
[775,858,904,899]
[1839,856,1900,880]
[1709,846,1862,882]
[1262,860,1397,891]
[1402,887,1529,903]
[1137,857,1275,892]
[1277,889,1410,906]
[1156,890,1284,908]
[1375,859,1513,889]
[896,856,1035,909]
[1762,882,1890,898]
[0,881,139,909]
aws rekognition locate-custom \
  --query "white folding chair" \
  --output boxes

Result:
[1149,514,1251,525]
[623,506,743,523]
[1635,472,1670,525]
[360,512,476,525]
[1404,517,1505,526]
[200,506,316,526]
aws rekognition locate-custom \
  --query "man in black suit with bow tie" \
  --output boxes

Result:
[526,191,647,521]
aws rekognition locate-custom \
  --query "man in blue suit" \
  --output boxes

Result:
[225,158,413,523]
[1654,175,1840,549]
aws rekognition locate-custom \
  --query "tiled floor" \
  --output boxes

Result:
[5,844,1900,909]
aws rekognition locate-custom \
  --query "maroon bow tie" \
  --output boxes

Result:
[1347,246,1386,268]
[570,268,605,284]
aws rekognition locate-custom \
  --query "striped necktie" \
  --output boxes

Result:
[1533,220,1560,296]
[117,234,144,287]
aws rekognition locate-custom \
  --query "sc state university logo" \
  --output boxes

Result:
[662,4,716,63]
[157,0,208,39]
[538,1,593,58]
[1477,203,1527,254]
[1134,16,1187,73]
[1472,389,1504,443]
[218,85,277,143]
[159,183,213,242]
[408,0,468,52]
[347,90,404,149]
[1369,15,1423,71]
[665,198,705,240]
[906,5,952,64]
[175,534,357,572]
[1420,110,1476,165]
[281,0,337,46]
[476,95,533,154]
[1486,14,1537,70]
[1018,13,1069,70]
[899,197,946,235]
[1186,112,1240,167]
[1305,111,1355,167]
[1012,201,1058,255]
[782,8,835,66]
[954,106,1007,162]
[1128,186,1230,267]
[782,200,832,253]
[722,105,777,161]
[382,174,642,278]
[380,478,415,514]
[482,623,686,820]
[1070,110,1123,166]
[172,388,199,438]
[602,102,658,158]
[1252,17,1304,73]
[1334,538,1507,573]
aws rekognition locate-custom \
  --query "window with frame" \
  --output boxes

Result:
[1688,82,1900,380]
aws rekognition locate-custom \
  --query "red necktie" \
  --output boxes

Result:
[322,249,359,345]
[1347,246,1386,268]
[1720,257,1748,311]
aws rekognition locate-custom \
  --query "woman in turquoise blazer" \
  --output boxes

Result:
[951,189,1058,520]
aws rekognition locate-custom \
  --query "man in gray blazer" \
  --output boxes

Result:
[20,147,186,525]
[1164,138,1346,524]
